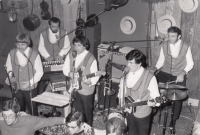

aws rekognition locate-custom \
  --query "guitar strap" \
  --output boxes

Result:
[78,52,92,72]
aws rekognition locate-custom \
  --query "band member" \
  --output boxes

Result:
[5,33,43,116]
[106,117,127,135]
[153,26,194,132]
[63,36,99,126]
[38,17,71,61]
[0,100,66,135]
[118,49,160,135]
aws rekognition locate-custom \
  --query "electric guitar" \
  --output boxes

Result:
[68,70,106,93]
[119,96,167,114]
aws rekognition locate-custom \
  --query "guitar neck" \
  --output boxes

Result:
[127,100,148,108]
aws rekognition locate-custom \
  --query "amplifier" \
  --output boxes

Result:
[50,74,70,92]
[43,60,64,73]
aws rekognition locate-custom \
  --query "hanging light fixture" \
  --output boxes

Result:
[7,2,17,22]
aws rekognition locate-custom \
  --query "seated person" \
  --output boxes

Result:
[39,111,106,135]
[38,17,71,62]
[0,100,66,135]
[65,111,94,135]
[106,117,127,135]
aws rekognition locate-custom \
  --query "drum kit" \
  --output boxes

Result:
[157,82,188,135]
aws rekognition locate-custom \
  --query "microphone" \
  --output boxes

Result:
[72,50,77,67]
[104,0,129,11]
[102,41,110,44]
[111,62,126,71]
[108,61,129,76]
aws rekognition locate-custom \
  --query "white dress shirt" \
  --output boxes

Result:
[6,47,43,86]
[155,39,194,73]
[63,50,99,85]
[38,28,71,59]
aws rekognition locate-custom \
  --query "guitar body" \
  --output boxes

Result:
[73,69,83,90]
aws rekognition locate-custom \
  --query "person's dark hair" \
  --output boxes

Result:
[15,33,31,46]
[167,26,182,37]
[2,100,20,114]
[48,17,61,27]
[72,36,90,50]
[65,111,83,126]
[125,49,147,68]
[106,117,127,135]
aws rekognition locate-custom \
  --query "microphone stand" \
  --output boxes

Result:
[103,42,116,122]
[56,10,107,42]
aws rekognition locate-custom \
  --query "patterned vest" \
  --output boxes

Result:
[161,41,189,76]
[68,50,96,95]
[10,48,38,90]
[42,28,65,58]
[125,69,154,118]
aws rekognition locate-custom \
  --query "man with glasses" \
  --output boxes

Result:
[65,111,94,135]
[0,100,66,135]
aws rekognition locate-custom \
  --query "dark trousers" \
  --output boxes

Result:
[126,114,152,135]
[73,91,94,126]
[156,71,186,127]
[15,88,38,116]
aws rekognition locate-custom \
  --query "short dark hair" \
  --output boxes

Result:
[167,26,182,37]
[106,117,127,135]
[125,49,147,68]
[15,33,30,46]
[66,111,83,126]
[2,100,20,114]
[72,36,90,50]
[48,17,61,27]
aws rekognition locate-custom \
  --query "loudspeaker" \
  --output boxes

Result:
[85,23,101,58]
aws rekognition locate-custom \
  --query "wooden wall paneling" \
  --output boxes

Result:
[16,0,64,50]
[181,5,200,99]
[150,1,182,69]
[63,0,87,43]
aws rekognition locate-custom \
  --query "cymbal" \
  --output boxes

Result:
[158,83,187,90]
[167,90,187,100]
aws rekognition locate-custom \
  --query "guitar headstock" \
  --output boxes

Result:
[96,71,106,76]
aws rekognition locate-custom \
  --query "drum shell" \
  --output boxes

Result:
[23,14,41,31]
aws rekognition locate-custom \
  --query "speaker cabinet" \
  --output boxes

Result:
[85,23,101,59]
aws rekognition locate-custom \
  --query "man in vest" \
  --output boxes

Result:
[63,36,99,126]
[118,49,160,135]
[152,26,194,133]
[5,33,44,116]
[38,17,71,61]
